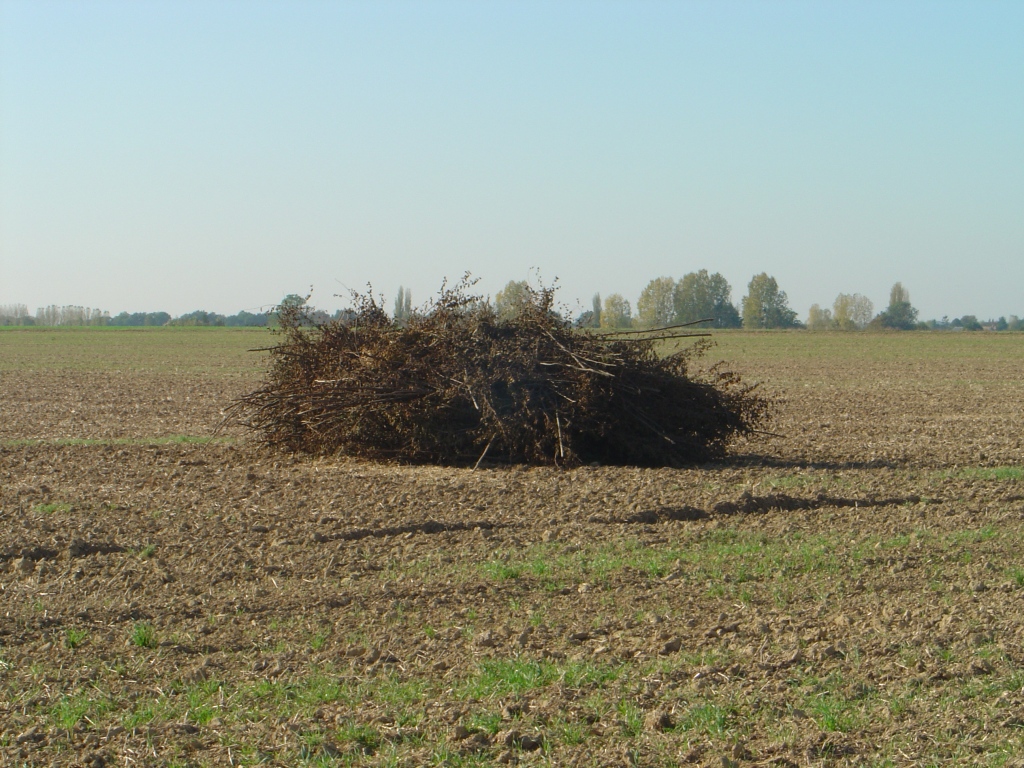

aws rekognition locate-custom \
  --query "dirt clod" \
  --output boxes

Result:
[644,708,675,732]
[659,637,682,655]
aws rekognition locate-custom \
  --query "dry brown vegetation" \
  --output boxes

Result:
[1,328,1023,767]
[230,283,770,467]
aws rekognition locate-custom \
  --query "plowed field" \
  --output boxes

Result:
[2,328,1023,767]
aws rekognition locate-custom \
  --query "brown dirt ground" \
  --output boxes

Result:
[2,332,1024,767]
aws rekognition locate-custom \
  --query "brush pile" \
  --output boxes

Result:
[231,280,772,467]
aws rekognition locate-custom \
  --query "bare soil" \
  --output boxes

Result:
[2,331,1024,767]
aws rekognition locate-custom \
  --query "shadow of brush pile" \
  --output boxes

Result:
[229,279,773,467]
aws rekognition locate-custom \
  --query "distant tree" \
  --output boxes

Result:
[875,282,918,330]
[573,292,603,328]
[741,273,798,329]
[266,294,310,327]
[574,310,595,328]
[109,311,171,326]
[674,270,738,328]
[601,294,632,329]
[224,311,268,327]
[636,277,677,328]
[806,304,835,331]
[957,315,983,331]
[394,287,406,320]
[0,304,32,326]
[1008,315,1021,332]
[393,286,414,322]
[494,280,531,319]
[34,305,109,326]
[309,309,332,325]
[832,293,874,330]
[712,300,742,329]
[169,310,226,326]
[332,308,358,325]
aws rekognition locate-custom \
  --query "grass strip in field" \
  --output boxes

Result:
[33,502,73,514]
[937,465,1023,481]
[458,658,623,699]
[479,531,855,593]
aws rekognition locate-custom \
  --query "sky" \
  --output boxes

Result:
[1,1,1022,321]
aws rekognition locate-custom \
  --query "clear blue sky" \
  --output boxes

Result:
[2,0,1022,320]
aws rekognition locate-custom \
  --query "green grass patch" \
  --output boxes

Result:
[477,530,851,599]
[50,692,115,731]
[116,678,224,732]
[466,710,504,735]
[807,692,861,733]
[481,561,524,580]
[121,702,160,731]
[235,668,428,724]
[64,627,88,649]
[309,629,331,651]
[130,622,157,648]
[945,526,999,546]
[459,658,621,699]
[763,474,814,490]
[549,716,591,746]
[678,702,734,736]
[335,721,383,755]
[616,700,644,737]
[941,466,1023,482]
[184,679,222,725]
[34,502,72,514]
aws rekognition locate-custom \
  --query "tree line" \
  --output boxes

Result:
[0,295,339,328]
[0,304,269,327]
[490,275,1021,332]
[808,282,1022,332]
[589,272,799,330]
[0,304,112,327]
[3,281,1020,331]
